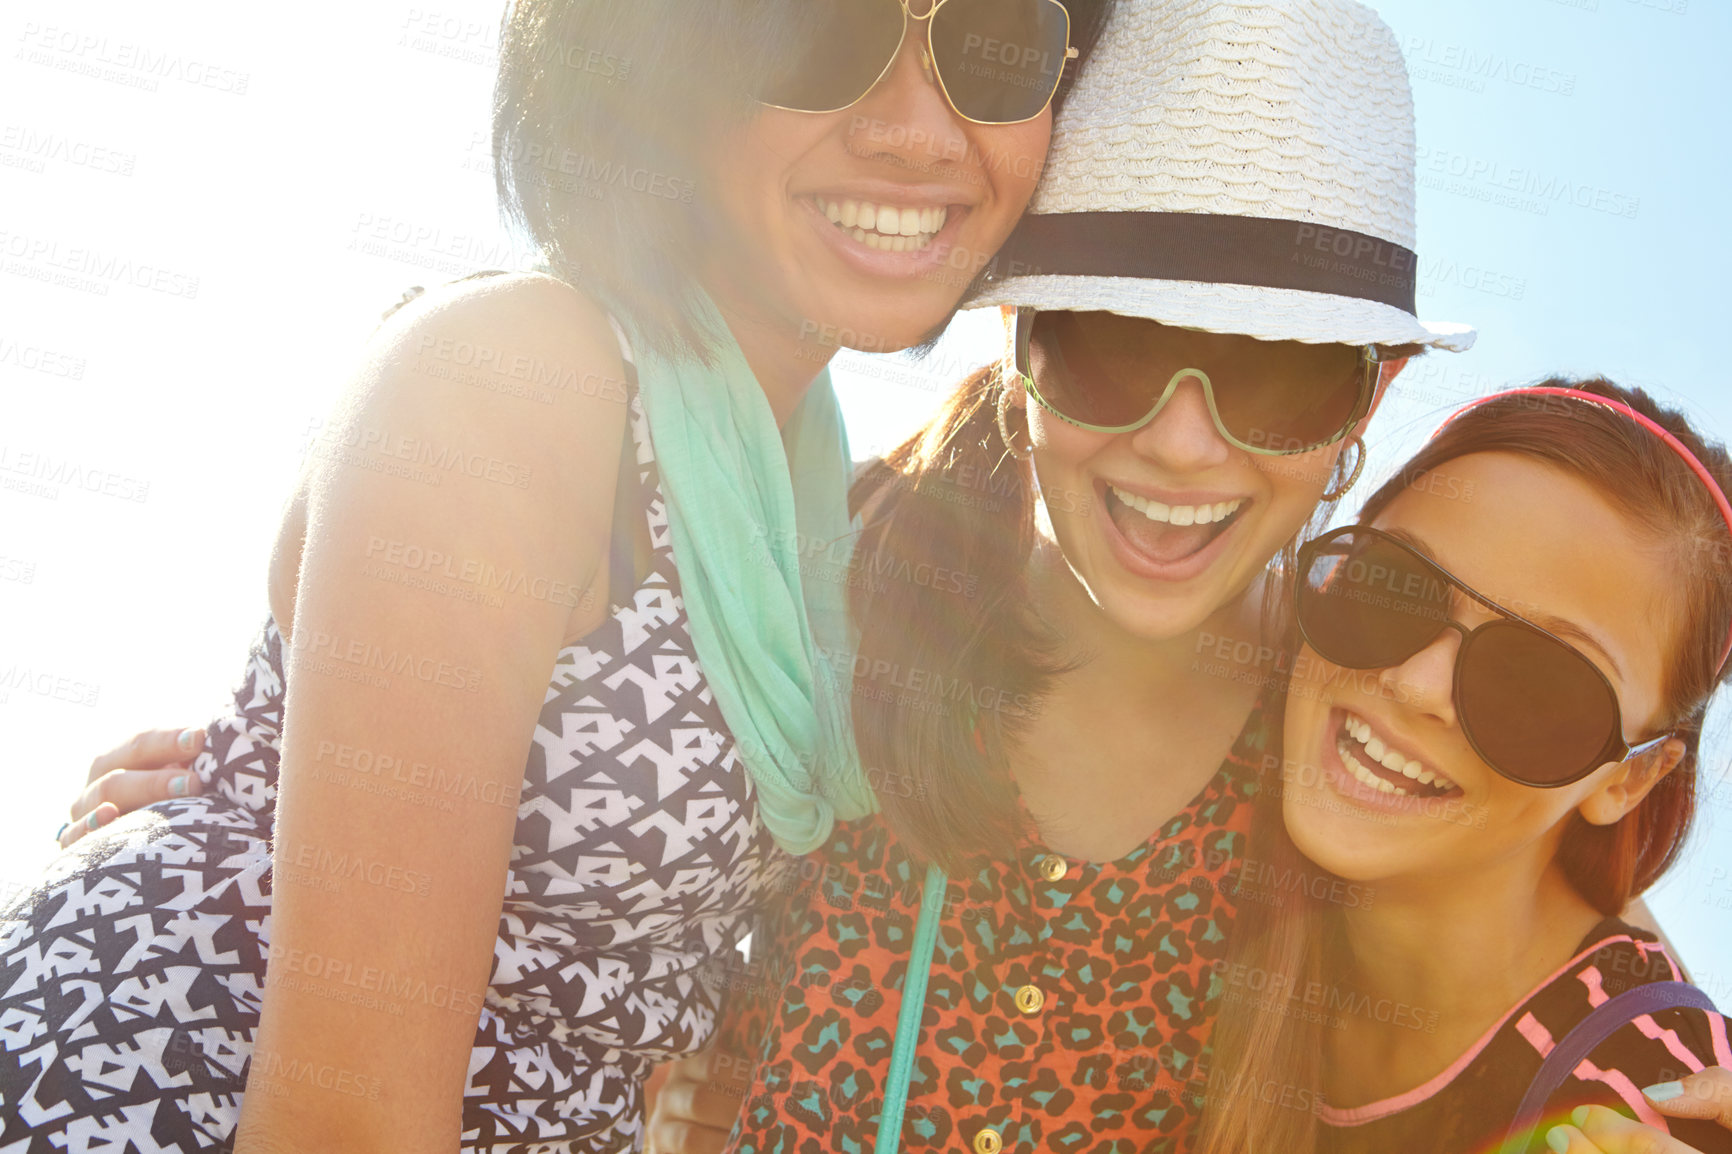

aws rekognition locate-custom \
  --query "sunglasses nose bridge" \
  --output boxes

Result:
[1124,369,1233,461]
[1144,369,1221,439]
[1382,617,1468,728]
[854,4,971,133]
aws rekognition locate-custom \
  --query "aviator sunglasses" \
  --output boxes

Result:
[758,0,1076,125]
[1015,308,1383,456]
[1296,526,1670,789]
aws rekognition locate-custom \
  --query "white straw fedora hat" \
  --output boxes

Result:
[973,0,1475,352]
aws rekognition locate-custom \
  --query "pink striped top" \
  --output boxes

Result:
[1318,918,1730,1154]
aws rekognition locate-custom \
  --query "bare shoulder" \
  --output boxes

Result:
[330,270,631,519]
[280,272,634,640]
[370,271,630,426]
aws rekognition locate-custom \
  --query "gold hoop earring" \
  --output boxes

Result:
[997,379,1034,461]
[1322,435,1366,502]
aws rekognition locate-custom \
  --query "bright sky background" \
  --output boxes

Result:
[3,0,1728,994]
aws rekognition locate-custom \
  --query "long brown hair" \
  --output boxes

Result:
[847,362,1051,871]
[1194,377,1732,1154]
[845,342,1359,871]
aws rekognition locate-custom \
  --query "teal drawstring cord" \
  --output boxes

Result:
[873,862,948,1154]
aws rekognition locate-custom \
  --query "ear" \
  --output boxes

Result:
[1577,738,1687,826]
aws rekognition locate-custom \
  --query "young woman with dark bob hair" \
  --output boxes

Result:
[0,2,1113,1151]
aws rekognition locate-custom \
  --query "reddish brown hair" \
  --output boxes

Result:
[1195,377,1732,1154]
[846,364,1051,871]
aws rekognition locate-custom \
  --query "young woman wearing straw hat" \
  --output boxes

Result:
[0,2,1119,1151]
[646,4,1731,1153]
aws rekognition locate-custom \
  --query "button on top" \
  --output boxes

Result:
[1038,854,1067,882]
[1013,985,1045,1015]
[973,1128,1004,1154]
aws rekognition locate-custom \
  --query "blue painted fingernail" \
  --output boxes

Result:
[55,823,68,842]
[1546,1125,1570,1153]
[1644,1080,1685,1101]
[170,774,188,797]
[86,812,102,831]
[177,727,200,754]
[1570,1106,1591,1128]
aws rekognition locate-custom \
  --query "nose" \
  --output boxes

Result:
[844,14,969,169]
[1126,373,1234,474]
[1380,627,1461,730]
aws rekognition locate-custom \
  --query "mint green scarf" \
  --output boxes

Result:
[631,298,877,855]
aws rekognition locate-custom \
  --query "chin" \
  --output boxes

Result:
[1101,582,1237,647]
[798,284,953,355]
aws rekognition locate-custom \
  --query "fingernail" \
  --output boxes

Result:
[55,823,69,842]
[170,774,188,797]
[1546,1125,1570,1153]
[1644,1080,1685,1102]
[86,812,102,831]
[1570,1106,1590,1128]
[177,727,201,754]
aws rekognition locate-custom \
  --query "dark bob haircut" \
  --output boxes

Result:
[493,0,1116,357]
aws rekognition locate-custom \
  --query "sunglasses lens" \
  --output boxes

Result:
[1297,531,1452,669]
[930,0,1071,123]
[1209,341,1369,454]
[759,0,906,113]
[1026,312,1165,427]
[1458,623,1620,786]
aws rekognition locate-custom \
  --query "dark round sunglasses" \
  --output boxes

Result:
[1015,308,1382,456]
[1296,526,1670,789]
[758,0,1076,125]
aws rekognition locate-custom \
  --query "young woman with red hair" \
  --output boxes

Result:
[1196,381,1732,1154]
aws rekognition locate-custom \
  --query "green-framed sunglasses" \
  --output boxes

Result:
[1013,307,1384,456]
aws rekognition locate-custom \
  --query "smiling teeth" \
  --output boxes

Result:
[1109,485,1243,526]
[1339,712,1458,795]
[818,197,947,251]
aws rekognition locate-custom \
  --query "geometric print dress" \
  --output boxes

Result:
[0,383,792,1152]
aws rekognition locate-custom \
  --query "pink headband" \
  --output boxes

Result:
[1436,385,1732,672]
